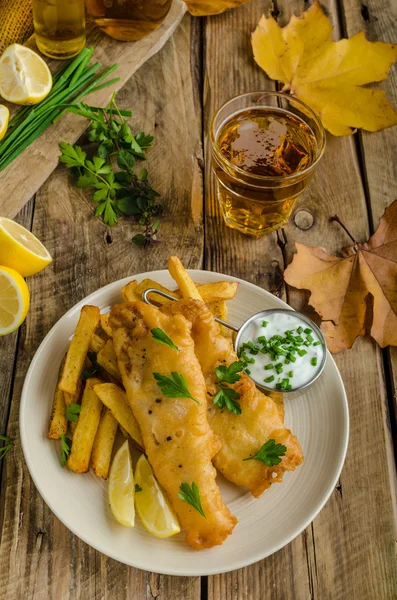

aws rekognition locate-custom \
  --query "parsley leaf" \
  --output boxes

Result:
[213,361,244,414]
[60,434,72,467]
[153,372,201,405]
[243,439,287,467]
[215,360,245,384]
[135,484,142,493]
[59,93,162,246]
[65,403,81,423]
[178,482,206,518]
[151,328,179,351]
[213,387,242,415]
[81,351,101,380]
[0,434,13,461]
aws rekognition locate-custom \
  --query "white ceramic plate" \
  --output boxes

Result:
[20,270,349,576]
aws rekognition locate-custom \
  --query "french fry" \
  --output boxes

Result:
[67,378,103,473]
[48,356,68,439]
[91,407,118,479]
[134,278,180,306]
[48,389,67,439]
[97,339,122,381]
[207,300,233,338]
[100,313,113,338]
[121,280,140,302]
[89,332,106,354]
[94,383,144,450]
[59,305,100,395]
[119,425,129,438]
[63,376,83,407]
[197,281,238,302]
[167,256,203,300]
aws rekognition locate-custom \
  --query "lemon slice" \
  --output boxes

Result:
[0,104,9,140]
[109,440,135,528]
[134,454,180,538]
[0,266,30,336]
[0,217,52,277]
[0,44,52,105]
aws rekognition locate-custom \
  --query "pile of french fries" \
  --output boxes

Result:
[48,257,239,480]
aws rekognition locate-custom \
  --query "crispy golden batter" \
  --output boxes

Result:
[109,301,237,549]
[163,299,304,498]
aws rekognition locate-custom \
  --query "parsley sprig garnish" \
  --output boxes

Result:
[215,361,245,384]
[178,482,206,518]
[213,361,245,415]
[213,387,242,415]
[153,372,201,405]
[0,435,12,461]
[60,434,72,467]
[243,439,287,467]
[151,328,179,351]
[135,484,142,493]
[59,93,162,247]
[65,403,81,423]
[81,351,102,380]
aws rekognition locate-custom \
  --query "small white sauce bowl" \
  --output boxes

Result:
[235,308,327,396]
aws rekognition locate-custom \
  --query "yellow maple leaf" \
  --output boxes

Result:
[184,0,251,17]
[251,2,397,135]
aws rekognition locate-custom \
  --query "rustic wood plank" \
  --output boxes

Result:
[0,200,33,443]
[203,2,312,599]
[0,14,203,600]
[0,0,187,220]
[279,1,397,598]
[340,0,397,481]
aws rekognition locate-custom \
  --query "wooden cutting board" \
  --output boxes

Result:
[0,0,186,219]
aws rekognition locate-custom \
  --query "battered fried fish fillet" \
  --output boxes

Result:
[163,299,304,498]
[109,301,237,550]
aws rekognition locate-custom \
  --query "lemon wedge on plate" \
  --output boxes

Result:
[109,440,136,528]
[0,265,30,336]
[0,104,9,140]
[0,44,52,105]
[0,217,52,277]
[134,454,181,538]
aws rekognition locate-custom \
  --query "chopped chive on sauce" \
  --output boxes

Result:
[238,314,324,390]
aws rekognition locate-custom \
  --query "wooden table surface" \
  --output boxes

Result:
[1,1,396,598]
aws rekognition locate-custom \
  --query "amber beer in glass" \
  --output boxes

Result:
[33,0,86,59]
[210,92,325,237]
[85,0,173,41]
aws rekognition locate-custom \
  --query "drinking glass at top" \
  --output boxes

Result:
[210,91,325,237]
[33,0,86,60]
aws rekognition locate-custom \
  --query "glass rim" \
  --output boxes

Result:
[210,90,326,183]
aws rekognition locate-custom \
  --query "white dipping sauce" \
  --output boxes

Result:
[237,312,324,391]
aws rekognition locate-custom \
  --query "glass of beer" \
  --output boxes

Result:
[210,92,325,237]
[33,0,86,59]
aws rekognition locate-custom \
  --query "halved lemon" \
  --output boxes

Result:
[109,440,135,528]
[0,44,52,105]
[0,265,30,336]
[134,454,180,538]
[0,217,52,277]
[0,104,9,140]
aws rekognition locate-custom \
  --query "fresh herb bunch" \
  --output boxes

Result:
[59,93,162,247]
[0,47,121,171]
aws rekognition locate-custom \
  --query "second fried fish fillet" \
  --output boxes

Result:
[163,299,304,498]
[109,301,237,550]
